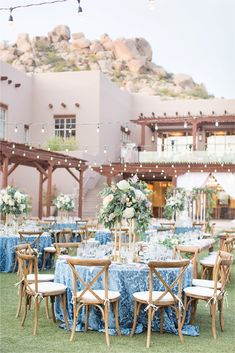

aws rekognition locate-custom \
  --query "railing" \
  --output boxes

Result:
[121,143,235,164]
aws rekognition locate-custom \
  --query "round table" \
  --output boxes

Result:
[54,259,198,336]
[0,233,52,272]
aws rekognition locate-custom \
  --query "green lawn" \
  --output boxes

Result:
[0,267,235,353]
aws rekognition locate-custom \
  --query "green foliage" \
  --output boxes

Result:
[43,136,77,151]
[98,176,152,238]
[187,85,213,99]
[164,188,186,220]
[192,187,216,227]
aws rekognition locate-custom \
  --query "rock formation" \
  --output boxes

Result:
[0,24,212,99]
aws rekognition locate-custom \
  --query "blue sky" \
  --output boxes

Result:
[0,0,234,98]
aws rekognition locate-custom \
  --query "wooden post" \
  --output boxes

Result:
[107,176,112,186]
[78,169,83,218]
[192,122,197,151]
[2,157,9,188]
[38,172,43,219]
[141,125,145,151]
[171,175,177,187]
[46,165,53,217]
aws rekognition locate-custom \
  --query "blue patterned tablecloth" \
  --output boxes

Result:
[95,230,112,244]
[175,227,195,235]
[54,260,198,336]
[0,233,52,272]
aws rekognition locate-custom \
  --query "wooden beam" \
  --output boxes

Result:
[7,162,20,176]
[141,125,145,151]
[78,170,83,218]
[192,121,197,151]
[2,157,9,188]
[66,168,80,183]
[38,172,43,219]
[33,161,48,177]
[107,176,112,186]
[46,165,53,217]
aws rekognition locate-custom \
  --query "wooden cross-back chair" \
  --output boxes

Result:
[174,245,199,279]
[53,242,81,256]
[183,251,233,339]
[15,244,54,319]
[16,250,69,335]
[67,258,121,346]
[131,259,190,348]
[13,230,44,272]
[200,237,234,280]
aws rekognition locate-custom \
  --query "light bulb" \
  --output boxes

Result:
[155,124,158,131]
[96,124,100,133]
[215,121,219,127]
[41,125,45,133]
[14,125,18,133]
[184,121,188,129]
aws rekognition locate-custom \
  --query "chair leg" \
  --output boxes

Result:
[70,302,77,341]
[190,299,198,324]
[178,308,184,343]
[160,307,164,334]
[113,301,121,336]
[42,251,47,271]
[218,300,224,332]
[130,301,140,337]
[51,296,56,323]
[34,297,39,336]
[16,283,23,318]
[45,297,50,320]
[61,293,69,331]
[211,303,217,339]
[21,294,28,327]
[146,305,152,349]
[104,303,110,347]
[85,305,89,332]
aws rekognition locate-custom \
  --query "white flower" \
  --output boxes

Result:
[134,189,146,201]
[9,199,15,206]
[123,207,135,219]
[117,180,130,191]
[103,194,114,207]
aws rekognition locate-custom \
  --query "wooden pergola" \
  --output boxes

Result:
[131,113,235,150]
[93,162,235,186]
[0,140,88,218]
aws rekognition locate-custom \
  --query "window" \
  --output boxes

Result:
[54,115,76,138]
[0,104,7,140]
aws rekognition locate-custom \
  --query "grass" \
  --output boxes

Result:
[0,266,235,353]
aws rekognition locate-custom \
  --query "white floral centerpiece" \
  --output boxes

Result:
[0,186,29,224]
[98,175,152,241]
[53,193,75,214]
[164,188,186,221]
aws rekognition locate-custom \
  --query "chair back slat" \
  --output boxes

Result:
[16,250,39,293]
[53,242,81,255]
[67,258,111,303]
[18,231,43,252]
[148,260,190,305]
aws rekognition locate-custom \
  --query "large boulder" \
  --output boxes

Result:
[72,32,85,40]
[19,52,35,66]
[112,59,127,71]
[147,62,167,77]
[173,74,195,89]
[0,50,16,63]
[71,37,91,49]
[127,58,147,74]
[113,38,140,60]
[48,25,71,43]
[16,33,32,52]
[135,38,152,61]
[90,41,104,54]
[96,51,113,60]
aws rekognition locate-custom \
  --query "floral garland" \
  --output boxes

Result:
[98,175,152,237]
[53,193,75,212]
[159,234,182,249]
[0,186,29,216]
[164,187,186,220]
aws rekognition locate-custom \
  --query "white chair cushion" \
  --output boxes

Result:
[192,278,222,289]
[184,286,221,298]
[27,274,55,283]
[76,289,120,303]
[28,282,67,295]
[133,291,174,303]
[200,257,216,266]
[44,246,56,253]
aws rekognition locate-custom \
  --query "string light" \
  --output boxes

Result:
[77,0,83,13]
[215,121,219,127]
[84,146,88,153]
[148,0,156,11]
[125,125,129,133]
[184,121,188,129]
[0,0,74,23]
[103,145,107,154]
[14,125,18,133]
[155,124,158,131]
[41,125,45,133]
[96,124,100,133]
